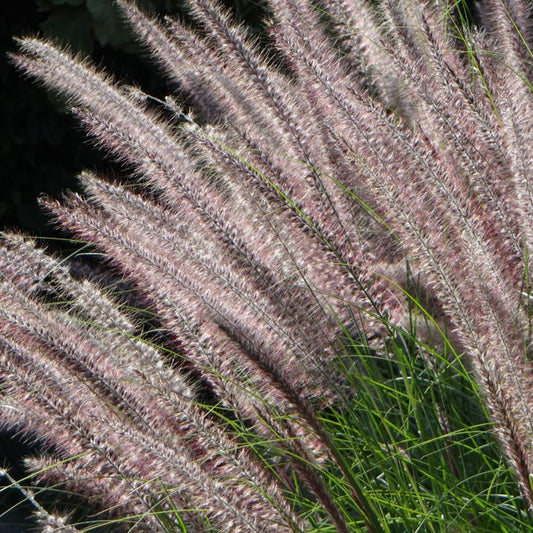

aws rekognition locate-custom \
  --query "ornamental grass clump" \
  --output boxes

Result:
[3,0,533,531]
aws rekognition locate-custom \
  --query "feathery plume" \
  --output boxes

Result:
[5,0,533,530]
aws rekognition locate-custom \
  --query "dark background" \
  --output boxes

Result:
[0,0,265,236]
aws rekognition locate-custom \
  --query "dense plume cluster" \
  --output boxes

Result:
[3,0,533,530]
